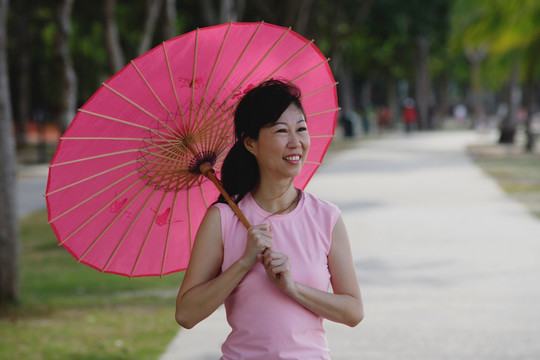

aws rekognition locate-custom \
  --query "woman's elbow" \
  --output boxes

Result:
[175,309,197,329]
[345,306,364,327]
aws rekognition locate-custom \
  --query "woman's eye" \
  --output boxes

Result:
[298,127,307,132]
[276,129,287,133]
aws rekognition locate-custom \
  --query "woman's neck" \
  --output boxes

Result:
[251,179,299,214]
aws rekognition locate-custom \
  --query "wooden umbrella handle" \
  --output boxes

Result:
[199,162,251,229]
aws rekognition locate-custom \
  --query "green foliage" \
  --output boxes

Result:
[450,0,540,90]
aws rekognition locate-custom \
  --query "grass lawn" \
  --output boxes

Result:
[468,140,540,219]
[1,211,183,360]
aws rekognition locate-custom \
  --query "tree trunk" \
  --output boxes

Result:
[104,0,125,73]
[522,42,539,152]
[465,46,487,128]
[137,0,163,55]
[0,0,19,307]
[56,0,77,131]
[163,0,178,40]
[387,77,399,126]
[435,73,449,128]
[294,0,314,35]
[15,0,29,147]
[499,62,519,144]
[200,0,217,25]
[414,36,431,130]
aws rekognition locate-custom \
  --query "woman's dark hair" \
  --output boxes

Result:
[217,79,304,204]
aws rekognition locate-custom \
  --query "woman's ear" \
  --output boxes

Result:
[243,137,257,155]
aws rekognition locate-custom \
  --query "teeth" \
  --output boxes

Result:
[285,155,300,161]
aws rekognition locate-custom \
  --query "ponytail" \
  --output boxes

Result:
[217,140,259,204]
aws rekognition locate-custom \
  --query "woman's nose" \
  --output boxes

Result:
[288,133,301,147]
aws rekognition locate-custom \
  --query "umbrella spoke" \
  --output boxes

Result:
[306,108,340,119]
[130,61,182,132]
[197,178,209,210]
[104,187,158,276]
[80,181,150,265]
[310,134,334,139]
[194,22,232,147]
[189,29,199,129]
[289,58,331,83]
[102,83,182,138]
[305,160,322,165]
[263,39,315,82]
[45,159,139,197]
[222,27,292,108]
[60,136,169,142]
[59,176,143,245]
[50,170,140,224]
[131,190,168,276]
[161,189,180,276]
[202,22,264,124]
[78,109,171,140]
[50,148,141,167]
[300,82,339,100]
[162,42,188,133]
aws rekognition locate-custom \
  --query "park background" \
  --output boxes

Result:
[1,0,540,359]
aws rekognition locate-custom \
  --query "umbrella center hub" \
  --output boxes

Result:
[188,151,218,174]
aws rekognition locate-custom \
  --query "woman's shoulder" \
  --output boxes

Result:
[302,191,341,215]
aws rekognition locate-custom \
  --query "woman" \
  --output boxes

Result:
[176,79,363,359]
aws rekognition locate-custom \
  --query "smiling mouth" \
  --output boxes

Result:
[284,155,301,161]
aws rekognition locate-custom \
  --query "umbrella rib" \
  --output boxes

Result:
[197,179,209,210]
[131,190,168,277]
[162,42,188,132]
[102,83,182,138]
[161,189,180,276]
[289,58,330,83]
[186,188,194,249]
[262,39,315,82]
[80,181,150,265]
[60,136,165,142]
[222,26,292,108]
[210,26,293,149]
[202,21,264,124]
[58,176,143,246]
[130,61,181,130]
[103,187,158,276]
[306,108,340,118]
[310,134,335,139]
[140,142,189,164]
[304,161,322,165]
[45,159,139,197]
[207,108,235,153]
[300,82,339,100]
[194,22,232,142]
[78,109,170,139]
[50,148,141,167]
[189,28,199,129]
[50,170,139,225]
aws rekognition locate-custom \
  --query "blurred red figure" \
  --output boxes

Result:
[376,107,392,132]
[402,98,417,132]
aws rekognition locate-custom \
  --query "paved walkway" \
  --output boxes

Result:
[160,130,540,359]
[16,163,49,218]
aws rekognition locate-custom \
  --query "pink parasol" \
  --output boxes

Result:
[46,22,339,277]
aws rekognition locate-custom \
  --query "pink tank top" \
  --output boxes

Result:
[214,191,341,360]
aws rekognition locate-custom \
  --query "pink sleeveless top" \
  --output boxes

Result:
[214,191,341,360]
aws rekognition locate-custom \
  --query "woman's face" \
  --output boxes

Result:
[244,103,310,182]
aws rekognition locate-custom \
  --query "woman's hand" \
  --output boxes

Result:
[259,247,297,296]
[241,224,273,268]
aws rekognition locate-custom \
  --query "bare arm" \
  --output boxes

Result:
[260,215,364,327]
[175,207,272,329]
